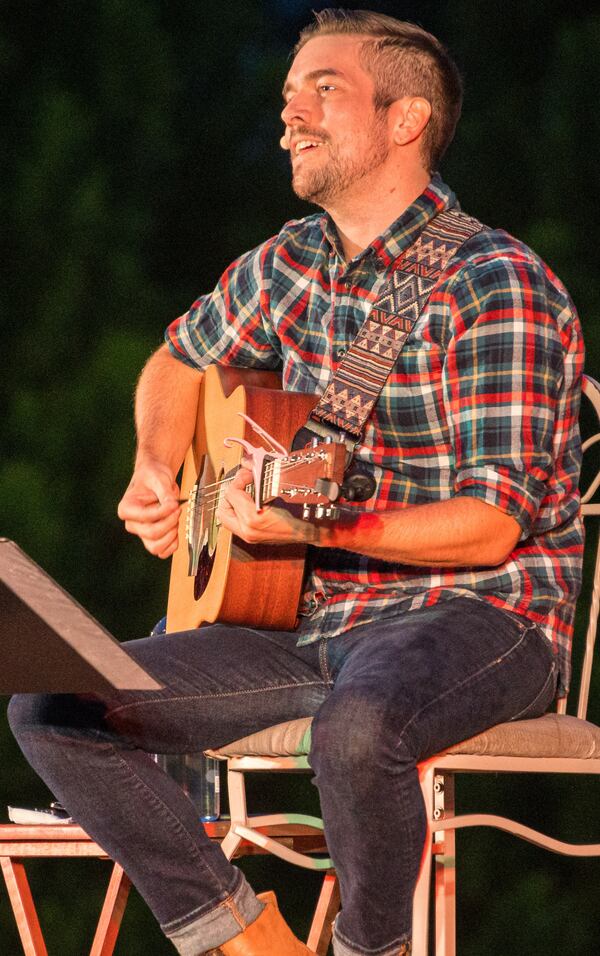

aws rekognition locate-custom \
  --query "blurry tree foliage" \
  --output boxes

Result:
[0,1,598,953]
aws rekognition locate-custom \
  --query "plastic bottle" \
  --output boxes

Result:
[155,752,220,822]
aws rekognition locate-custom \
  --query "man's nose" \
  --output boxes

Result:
[281,90,313,128]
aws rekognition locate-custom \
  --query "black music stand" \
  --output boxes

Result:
[0,539,163,694]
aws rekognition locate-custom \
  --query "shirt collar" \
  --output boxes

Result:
[320,173,458,273]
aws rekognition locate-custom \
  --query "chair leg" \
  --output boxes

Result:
[1,858,48,956]
[307,872,340,955]
[412,762,436,956]
[434,774,456,956]
[220,765,250,861]
[226,765,249,828]
[89,863,131,956]
[219,828,244,860]
[412,836,433,956]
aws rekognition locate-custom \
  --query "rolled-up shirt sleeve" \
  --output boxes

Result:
[165,236,282,370]
[443,254,568,538]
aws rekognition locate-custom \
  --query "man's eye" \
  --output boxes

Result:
[318,84,336,93]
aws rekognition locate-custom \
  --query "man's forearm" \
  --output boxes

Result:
[134,344,203,476]
[317,495,522,568]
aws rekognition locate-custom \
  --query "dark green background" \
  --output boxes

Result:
[1,1,599,953]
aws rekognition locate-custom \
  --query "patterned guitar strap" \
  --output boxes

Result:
[293,207,484,498]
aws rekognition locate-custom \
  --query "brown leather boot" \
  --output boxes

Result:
[206,891,315,955]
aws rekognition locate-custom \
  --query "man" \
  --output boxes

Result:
[9,9,583,956]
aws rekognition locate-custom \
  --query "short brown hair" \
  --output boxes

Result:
[294,9,463,171]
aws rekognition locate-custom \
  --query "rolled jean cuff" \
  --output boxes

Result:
[163,871,264,955]
[333,920,412,956]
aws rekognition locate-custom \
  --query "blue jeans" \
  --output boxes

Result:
[8,597,557,956]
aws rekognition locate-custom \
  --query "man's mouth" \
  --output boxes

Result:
[293,139,326,157]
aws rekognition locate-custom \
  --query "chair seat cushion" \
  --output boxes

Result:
[446,712,600,758]
[208,717,313,758]
[208,713,600,761]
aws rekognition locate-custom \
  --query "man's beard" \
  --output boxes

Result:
[291,113,389,206]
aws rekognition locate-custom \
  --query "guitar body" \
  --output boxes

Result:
[166,365,319,633]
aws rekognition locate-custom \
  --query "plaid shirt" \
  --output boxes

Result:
[166,175,584,695]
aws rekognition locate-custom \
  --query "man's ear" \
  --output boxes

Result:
[389,96,432,147]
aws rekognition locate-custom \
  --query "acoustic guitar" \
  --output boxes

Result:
[166,365,346,633]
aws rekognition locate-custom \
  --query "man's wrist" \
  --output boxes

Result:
[134,448,175,477]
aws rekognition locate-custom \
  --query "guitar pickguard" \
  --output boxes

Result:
[185,456,221,601]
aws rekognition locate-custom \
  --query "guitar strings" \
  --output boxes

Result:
[189,477,321,514]
[186,459,303,497]
[186,457,327,511]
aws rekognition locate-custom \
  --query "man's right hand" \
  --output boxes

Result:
[117,459,181,559]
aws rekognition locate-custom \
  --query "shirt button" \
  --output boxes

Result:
[335,348,347,360]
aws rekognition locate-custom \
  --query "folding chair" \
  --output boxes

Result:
[209,373,600,956]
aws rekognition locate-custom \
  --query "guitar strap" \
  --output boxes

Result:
[293,207,483,462]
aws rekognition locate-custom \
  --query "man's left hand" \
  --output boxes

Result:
[218,467,321,546]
